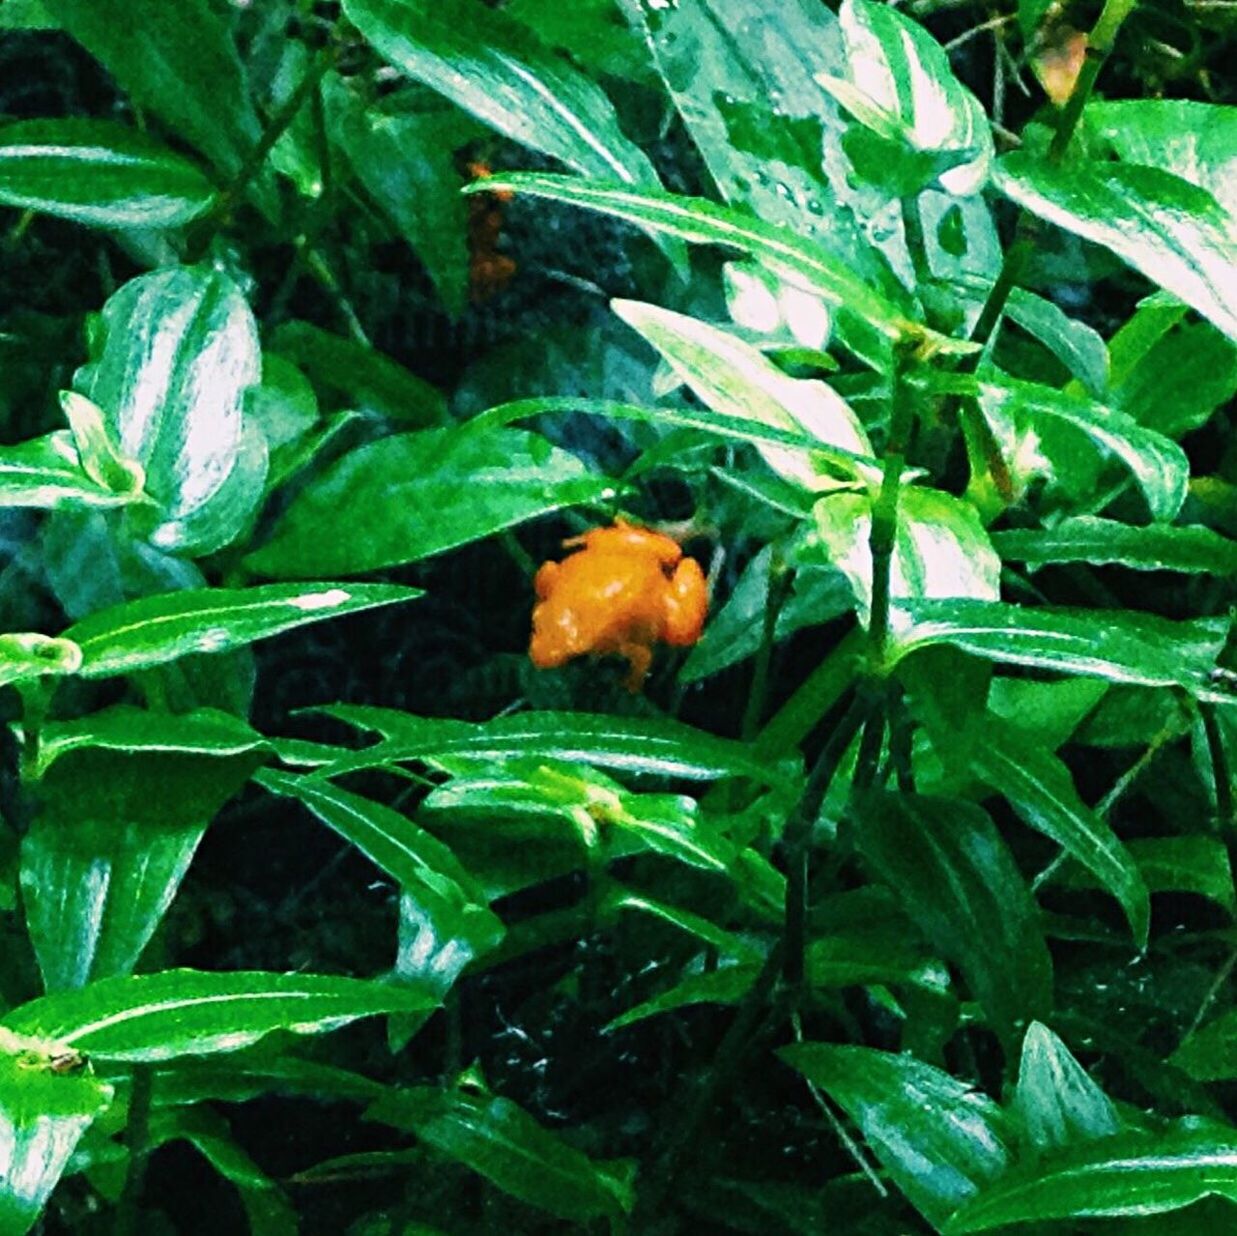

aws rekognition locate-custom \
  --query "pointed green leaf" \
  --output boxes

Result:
[993,517,1237,575]
[1,970,438,1062]
[1014,1022,1120,1152]
[943,1126,1237,1231]
[970,719,1149,948]
[368,1085,633,1222]
[244,427,610,578]
[895,599,1228,697]
[0,433,144,512]
[0,119,216,229]
[1172,1011,1237,1082]
[0,634,81,689]
[854,792,1053,1048]
[62,582,421,678]
[995,152,1237,343]
[778,1043,1011,1229]
[466,173,951,348]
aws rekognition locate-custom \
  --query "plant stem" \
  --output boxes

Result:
[114,1065,153,1236]
[187,45,335,262]
[866,360,916,672]
[782,692,872,991]
[741,551,791,743]
[1201,703,1234,834]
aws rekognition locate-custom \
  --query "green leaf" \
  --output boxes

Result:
[466,173,949,349]
[44,0,266,191]
[993,517,1237,575]
[777,1043,1011,1229]
[820,0,992,198]
[969,718,1149,948]
[62,582,421,679]
[1004,288,1109,399]
[326,80,472,319]
[1171,1011,1237,1082]
[612,299,877,491]
[256,771,503,999]
[0,433,145,512]
[1,970,437,1062]
[20,707,269,991]
[148,1107,296,1236]
[269,320,447,426]
[994,152,1237,343]
[895,599,1229,696]
[0,0,58,29]
[605,964,759,1032]
[1085,100,1237,221]
[943,1125,1237,1231]
[618,0,907,288]
[853,792,1053,1049]
[977,374,1189,521]
[245,426,609,578]
[367,1085,633,1222]
[1014,1022,1120,1153]
[1056,837,1235,918]
[340,0,683,270]
[75,266,265,555]
[0,1049,112,1236]
[0,119,216,230]
[310,705,788,784]
[59,393,145,497]
[812,485,1001,627]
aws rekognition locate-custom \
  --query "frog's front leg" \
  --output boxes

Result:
[661,557,708,646]
[533,559,560,600]
[616,639,654,693]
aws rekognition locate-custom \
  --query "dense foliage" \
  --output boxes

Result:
[0,0,1235,1232]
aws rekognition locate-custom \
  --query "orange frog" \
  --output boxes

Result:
[529,519,709,691]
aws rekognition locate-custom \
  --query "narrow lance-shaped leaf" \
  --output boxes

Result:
[995,152,1237,343]
[368,1085,634,1223]
[778,1043,1012,1229]
[464,173,953,349]
[341,0,685,270]
[943,1125,1237,1232]
[0,118,217,229]
[309,704,791,785]
[0,433,146,512]
[61,582,422,678]
[993,517,1237,575]
[1,970,439,1062]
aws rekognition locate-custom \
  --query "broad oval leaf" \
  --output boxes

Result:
[244,427,612,578]
[894,599,1229,697]
[75,266,265,555]
[612,299,877,490]
[994,152,1237,344]
[943,1125,1237,1232]
[368,1085,633,1222]
[853,791,1053,1049]
[62,582,421,678]
[993,517,1237,575]
[465,172,951,349]
[778,1042,1012,1229]
[1,969,438,1062]
[0,119,216,229]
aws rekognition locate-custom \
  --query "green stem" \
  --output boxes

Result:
[1201,703,1234,835]
[187,45,335,262]
[866,361,916,672]
[114,1065,153,1236]
[782,692,872,991]
[741,552,791,743]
